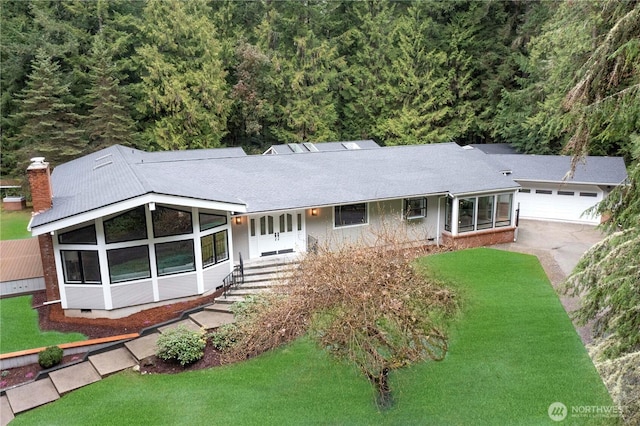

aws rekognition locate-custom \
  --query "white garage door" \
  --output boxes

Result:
[516,184,603,224]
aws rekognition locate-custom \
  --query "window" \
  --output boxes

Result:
[458,198,475,232]
[199,213,226,231]
[404,198,427,219]
[104,206,147,244]
[58,225,97,245]
[61,251,101,284]
[558,191,575,196]
[580,192,598,197]
[155,240,195,276]
[535,189,552,195]
[495,194,512,227]
[445,197,453,232]
[201,230,229,267]
[452,193,513,233]
[335,203,368,227]
[153,206,192,238]
[519,188,531,193]
[107,245,150,283]
[476,196,494,230]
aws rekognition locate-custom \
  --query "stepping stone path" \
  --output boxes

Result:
[1,256,297,424]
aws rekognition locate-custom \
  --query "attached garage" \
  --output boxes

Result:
[516,183,605,224]
[481,153,628,226]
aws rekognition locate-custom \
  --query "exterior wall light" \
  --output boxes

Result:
[311,208,318,216]
[235,216,242,225]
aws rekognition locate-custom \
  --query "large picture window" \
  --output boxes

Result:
[58,225,97,245]
[61,250,101,284]
[107,245,150,283]
[404,198,427,219]
[104,206,147,244]
[201,230,229,267]
[335,203,368,227]
[199,213,226,231]
[155,240,195,276]
[152,206,192,238]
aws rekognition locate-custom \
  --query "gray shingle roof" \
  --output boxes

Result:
[30,143,519,229]
[487,154,627,185]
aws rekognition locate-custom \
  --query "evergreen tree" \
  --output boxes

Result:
[338,1,396,141]
[136,0,230,150]
[376,3,454,145]
[256,2,342,143]
[11,49,85,166]
[85,31,137,150]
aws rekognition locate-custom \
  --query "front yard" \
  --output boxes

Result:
[11,249,616,424]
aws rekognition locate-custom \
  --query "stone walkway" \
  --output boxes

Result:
[1,309,234,425]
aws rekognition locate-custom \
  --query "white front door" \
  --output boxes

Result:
[249,211,305,257]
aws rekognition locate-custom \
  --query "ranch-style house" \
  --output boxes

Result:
[27,141,627,318]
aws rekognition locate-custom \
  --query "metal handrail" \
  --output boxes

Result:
[222,252,244,298]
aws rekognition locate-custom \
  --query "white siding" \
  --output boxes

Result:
[66,286,106,310]
[157,273,198,300]
[110,280,154,309]
[203,263,232,291]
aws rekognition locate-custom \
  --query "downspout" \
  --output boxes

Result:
[436,197,441,246]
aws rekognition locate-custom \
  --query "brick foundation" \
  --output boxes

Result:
[441,227,516,249]
[2,197,26,211]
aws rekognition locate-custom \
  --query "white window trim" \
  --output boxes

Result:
[333,203,369,229]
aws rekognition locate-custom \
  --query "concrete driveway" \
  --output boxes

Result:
[495,219,605,344]
[499,219,604,276]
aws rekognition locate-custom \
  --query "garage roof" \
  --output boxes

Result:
[487,154,627,185]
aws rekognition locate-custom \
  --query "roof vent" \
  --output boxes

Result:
[462,145,474,150]
[93,161,113,170]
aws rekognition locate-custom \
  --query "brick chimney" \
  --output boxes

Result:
[27,157,53,213]
[27,157,60,304]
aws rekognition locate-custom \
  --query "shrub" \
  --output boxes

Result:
[38,346,63,369]
[156,326,206,366]
[208,324,239,350]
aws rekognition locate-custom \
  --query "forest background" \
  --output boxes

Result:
[1,0,638,179]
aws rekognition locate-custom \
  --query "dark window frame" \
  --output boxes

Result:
[104,206,148,244]
[155,239,196,276]
[58,224,97,245]
[201,230,229,268]
[61,250,101,284]
[334,203,368,228]
[404,197,427,220]
[152,206,193,238]
[107,245,151,283]
[199,212,227,232]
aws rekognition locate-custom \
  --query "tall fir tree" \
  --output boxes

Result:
[376,3,454,145]
[337,1,396,141]
[85,31,137,150]
[136,0,230,150]
[11,49,85,167]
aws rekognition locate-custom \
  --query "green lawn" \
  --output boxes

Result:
[0,296,86,354]
[12,249,616,425]
[0,207,32,240]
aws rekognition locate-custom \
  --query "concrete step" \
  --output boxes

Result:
[226,288,271,296]
[189,310,234,329]
[243,264,297,276]
[239,280,287,290]
[216,295,246,303]
[204,303,233,314]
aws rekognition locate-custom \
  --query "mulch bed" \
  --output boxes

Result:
[1,291,227,390]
